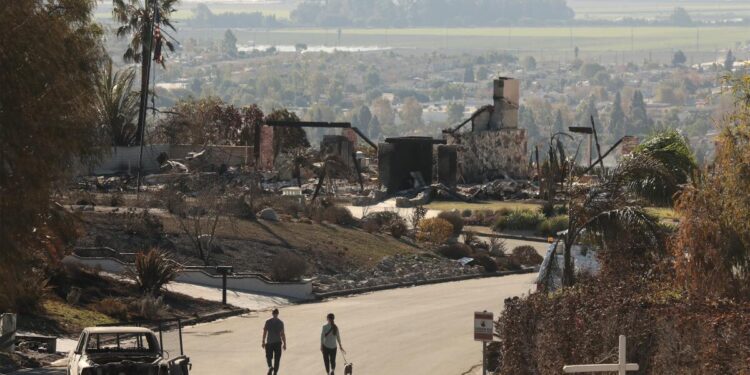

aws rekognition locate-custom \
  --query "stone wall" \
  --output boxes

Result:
[447,128,528,182]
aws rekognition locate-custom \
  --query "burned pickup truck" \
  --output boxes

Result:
[67,326,190,375]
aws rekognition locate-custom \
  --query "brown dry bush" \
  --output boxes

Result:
[362,219,381,233]
[270,252,308,282]
[472,255,499,273]
[494,275,750,375]
[416,218,454,244]
[437,243,473,260]
[0,268,49,314]
[510,246,544,267]
[437,210,465,236]
[389,220,407,239]
[672,98,750,299]
[91,297,129,321]
[322,206,357,226]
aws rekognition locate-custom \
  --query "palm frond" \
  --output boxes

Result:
[579,206,664,253]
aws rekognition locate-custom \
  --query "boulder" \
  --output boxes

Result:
[259,208,279,222]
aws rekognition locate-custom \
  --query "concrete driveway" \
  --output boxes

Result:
[170,273,536,375]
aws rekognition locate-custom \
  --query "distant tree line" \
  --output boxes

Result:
[190,4,282,28]
[290,0,575,27]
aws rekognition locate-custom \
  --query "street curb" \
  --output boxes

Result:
[463,230,551,243]
[314,268,536,300]
[180,308,251,327]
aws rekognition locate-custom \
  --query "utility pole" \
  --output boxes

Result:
[136,0,157,199]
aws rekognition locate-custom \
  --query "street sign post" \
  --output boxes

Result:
[474,311,494,375]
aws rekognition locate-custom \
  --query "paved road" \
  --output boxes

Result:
[172,273,536,375]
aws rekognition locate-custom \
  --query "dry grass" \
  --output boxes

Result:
[42,299,116,333]
[645,207,679,221]
[160,215,419,267]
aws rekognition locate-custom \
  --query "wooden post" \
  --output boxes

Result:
[563,335,639,375]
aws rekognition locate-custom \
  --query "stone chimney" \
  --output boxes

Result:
[490,77,519,129]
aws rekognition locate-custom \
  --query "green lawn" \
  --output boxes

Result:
[426,200,542,213]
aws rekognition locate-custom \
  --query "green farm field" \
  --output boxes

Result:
[179,25,749,55]
[570,0,750,21]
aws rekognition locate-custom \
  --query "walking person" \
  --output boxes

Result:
[321,313,345,375]
[262,309,286,375]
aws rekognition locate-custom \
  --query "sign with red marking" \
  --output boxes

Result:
[474,311,494,342]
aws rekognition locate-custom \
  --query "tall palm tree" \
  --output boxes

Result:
[539,153,677,288]
[95,59,139,146]
[112,0,177,144]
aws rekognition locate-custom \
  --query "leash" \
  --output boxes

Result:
[342,351,349,365]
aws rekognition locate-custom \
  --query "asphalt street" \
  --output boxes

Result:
[175,273,536,375]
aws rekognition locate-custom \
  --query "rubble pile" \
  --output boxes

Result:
[313,253,484,292]
[456,179,537,200]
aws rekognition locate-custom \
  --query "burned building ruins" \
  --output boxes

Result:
[443,77,528,182]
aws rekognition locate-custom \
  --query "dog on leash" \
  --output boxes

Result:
[344,362,353,375]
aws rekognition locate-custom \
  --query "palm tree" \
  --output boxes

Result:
[95,59,139,146]
[112,0,177,143]
[542,153,677,288]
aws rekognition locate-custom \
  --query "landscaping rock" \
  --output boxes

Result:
[259,208,279,222]
[313,253,484,293]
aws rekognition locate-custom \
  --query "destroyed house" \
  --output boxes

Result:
[444,77,528,182]
[378,137,446,194]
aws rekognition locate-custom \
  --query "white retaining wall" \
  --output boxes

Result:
[62,255,314,301]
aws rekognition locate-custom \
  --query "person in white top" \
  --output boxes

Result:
[320,313,345,375]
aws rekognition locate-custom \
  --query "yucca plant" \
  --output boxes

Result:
[128,248,180,295]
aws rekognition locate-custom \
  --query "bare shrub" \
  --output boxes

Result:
[109,193,124,207]
[390,220,407,239]
[127,249,180,295]
[363,211,401,228]
[122,209,163,239]
[511,246,544,267]
[134,295,167,320]
[495,255,522,271]
[472,255,499,273]
[416,218,454,244]
[463,231,476,245]
[150,189,185,214]
[322,206,357,226]
[270,252,308,282]
[363,219,380,233]
[91,297,129,321]
[410,205,427,230]
[70,190,97,206]
[488,237,508,257]
[0,269,49,314]
[438,210,465,236]
[437,243,473,260]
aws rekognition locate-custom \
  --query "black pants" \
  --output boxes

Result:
[265,342,282,372]
[322,346,337,373]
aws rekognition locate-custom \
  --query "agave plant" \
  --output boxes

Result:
[128,248,180,295]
